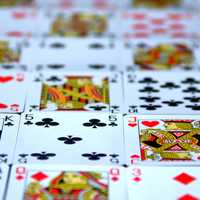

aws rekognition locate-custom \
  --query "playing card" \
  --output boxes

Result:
[6,164,125,200]
[126,0,200,9]
[0,0,34,7]
[0,8,39,37]
[127,165,200,200]
[122,39,200,71]
[13,112,124,165]
[26,71,122,113]
[122,10,199,39]
[0,114,20,164]
[37,8,117,38]
[21,38,121,71]
[124,71,200,115]
[124,114,200,165]
[0,72,28,113]
[0,165,9,200]
[36,0,116,10]
[0,37,23,65]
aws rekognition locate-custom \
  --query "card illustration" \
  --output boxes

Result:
[139,119,200,161]
[132,0,181,8]
[50,12,108,37]
[23,170,108,200]
[40,75,110,111]
[134,43,194,70]
[0,40,20,63]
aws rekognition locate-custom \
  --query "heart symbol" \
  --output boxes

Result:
[142,121,159,127]
[0,103,8,109]
[128,123,137,127]
[130,154,140,159]
[0,76,14,83]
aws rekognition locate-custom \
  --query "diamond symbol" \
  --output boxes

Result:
[111,176,119,182]
[16,175,24,181]
[31,172,48,181]
[133,177,142,182]
[174,173,196,185]
[178,194,199,200]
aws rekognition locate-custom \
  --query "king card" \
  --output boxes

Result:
[0,114,20,164]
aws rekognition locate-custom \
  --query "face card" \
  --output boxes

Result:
[0,165,9,200]
[127,0,200,9]
[26,72,122,113]
[6,164,125,200]
[0,8,39,37]
[0,0,34,6]
[124,71,200,115]
[38,8,117,38]
[122,39,200,71]
[127,165,200,200]
[0,114,20,164]
[0,72,28,113]
[13,112,124,165]
[122,10,199,39]
[124,115,200,165]
[0,37,21,64]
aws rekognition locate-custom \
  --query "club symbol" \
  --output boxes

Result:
[162,100,183,107]
[89,64,105,69]
[139,87,159,93]
[183,87,200,94]
[18,153,28,158]
[24,120,33,125]
[182,66,192,70]
[57,135,82,144]
[0,154,8,158]
[82,152,107,160]
[109,154,119,164]
[4,122,14,126]
[89,43,105,49]
[30,105,39,110]
[2,65,14,69]
[185,104,200,111]
[47,64,65,69]
[139,96,160,103]
[138,77,158,84]
[83,119,107,128]
[111,105,119,110]
[160,82,180,89]
[46,76,62,82]
[109,154,119,158]
[137,43,147,48]
[31,152,56,160]
[128,105,138,113]
[35,118,59,128]
[181,78,199,85]
[140,104,162,110]
[50,42,66,48]
[88,105,107,111]
[109,122,118,127]
[184,96,200,103]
